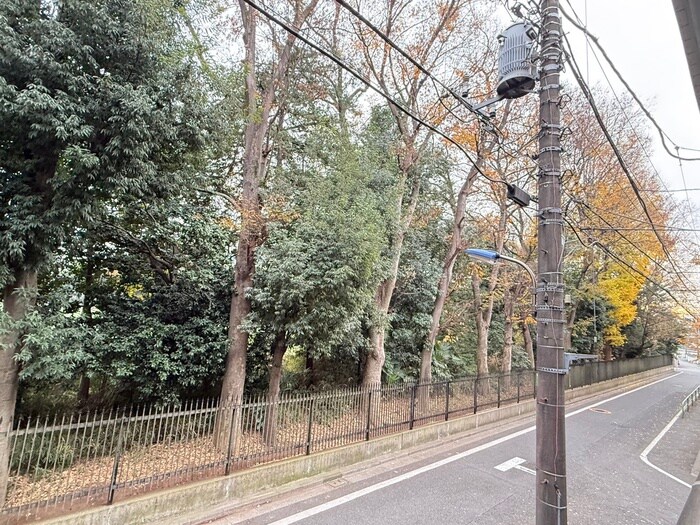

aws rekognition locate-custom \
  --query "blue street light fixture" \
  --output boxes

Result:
[464,248,536,289]
[465,248,597,369]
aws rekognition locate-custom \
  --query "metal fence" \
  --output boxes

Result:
[0,355,671,523]
[566,354,670,389]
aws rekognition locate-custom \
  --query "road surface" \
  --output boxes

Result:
[183,363,700,525]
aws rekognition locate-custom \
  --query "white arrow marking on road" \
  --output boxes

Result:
[266,372,681,525]
[495,457,536,476]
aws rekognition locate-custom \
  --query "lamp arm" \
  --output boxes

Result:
[498,254,537,315]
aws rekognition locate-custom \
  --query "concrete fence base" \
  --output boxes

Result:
[41,365,674,525]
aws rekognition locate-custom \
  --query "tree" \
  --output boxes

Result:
[250,133,384,443]
[562,89,673,360]
[621,282,686,357]
[351,0,478,387]
[218,0,320,412]
[0,0,212,502]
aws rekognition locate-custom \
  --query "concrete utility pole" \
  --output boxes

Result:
[536,0,567,524]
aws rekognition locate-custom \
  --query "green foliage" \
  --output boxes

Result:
[511,346,532,370]
[0,0,688,415]
[0,0,232,407]
[431,339,477,381]
[249,131,385,365]
[619,283,687,358]
[0,0,212,281]
[32,205,233,406]
[386,226,443,378]
[570,297,613,355]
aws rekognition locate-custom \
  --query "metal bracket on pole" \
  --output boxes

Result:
[537,353,598,375]
[471,93,506,111]
[537,366,568,375]
[563,352,597,369]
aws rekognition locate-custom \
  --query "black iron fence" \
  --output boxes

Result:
[0,355,671,523]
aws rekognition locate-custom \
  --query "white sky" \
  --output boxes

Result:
[554,0,700,239]
[562,0,700,191]
[545,0,700,299]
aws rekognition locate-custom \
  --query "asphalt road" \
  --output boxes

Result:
[191,363,700,525]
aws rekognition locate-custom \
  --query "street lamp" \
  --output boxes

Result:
[465,248,536,313]
[465,248,536,286]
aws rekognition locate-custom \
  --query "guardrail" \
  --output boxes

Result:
[681,385,700,417]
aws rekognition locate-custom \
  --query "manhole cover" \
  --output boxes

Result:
[326,477,348,488]
[589,408,611,414]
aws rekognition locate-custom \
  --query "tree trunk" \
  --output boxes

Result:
[475,319,490,396]
[364,322,387,387]
[471,269,492,398]
[0,269,37,506]
[421,106,511,385]
[77,374,90,407]
[218,0,320,444]
[421,164,480,384]
[603,344,613,361]
[469,188,508,393]
[362,167,421,388]
[565,302,577,352]
[304,349,315,388]
[363,197,418,404]
[78,246,95,407]
[502,287,515,379]
[263,330,286,446]
[215,4,267,451]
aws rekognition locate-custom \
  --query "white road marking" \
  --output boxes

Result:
[640,410,692,488]
[495,457,536,476]
[495,456,527,471]
[516,464,536,475]
[266,372,682,525]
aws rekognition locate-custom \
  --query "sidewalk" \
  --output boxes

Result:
[675,382,700,525]
[650,394,700,486]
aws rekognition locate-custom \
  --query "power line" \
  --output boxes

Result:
[563,216,699,321]
[561,0,700,246]
[335,0,548,195]
[580,227,700,233]
[238,0,507,188]
[560,2,700,161]
[334,0,495,129]
[568,195,669,274]
[640,188,700,193]
[567,193,700,296]
[562,33,692,291]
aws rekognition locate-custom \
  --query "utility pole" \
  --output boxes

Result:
[536,0,566,523]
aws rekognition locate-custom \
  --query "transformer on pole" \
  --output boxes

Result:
[469,22,538,111]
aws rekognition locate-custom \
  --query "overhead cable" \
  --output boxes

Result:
[563,216,698,321]
[563,34,691,289]
[239,0,512,187]
[560,3,700,161]
[333,0,495,128]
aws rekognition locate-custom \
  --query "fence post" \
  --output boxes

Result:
[473,378,478,414]
[517,372,521,403]
[409,384,417,430]
[533,370,537,399]
[365,390,372,441]
[107,416,126,505]
[224,403,237,476]
[497,375,501,408]
[306,398,315,455]
[444,381,450,421]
